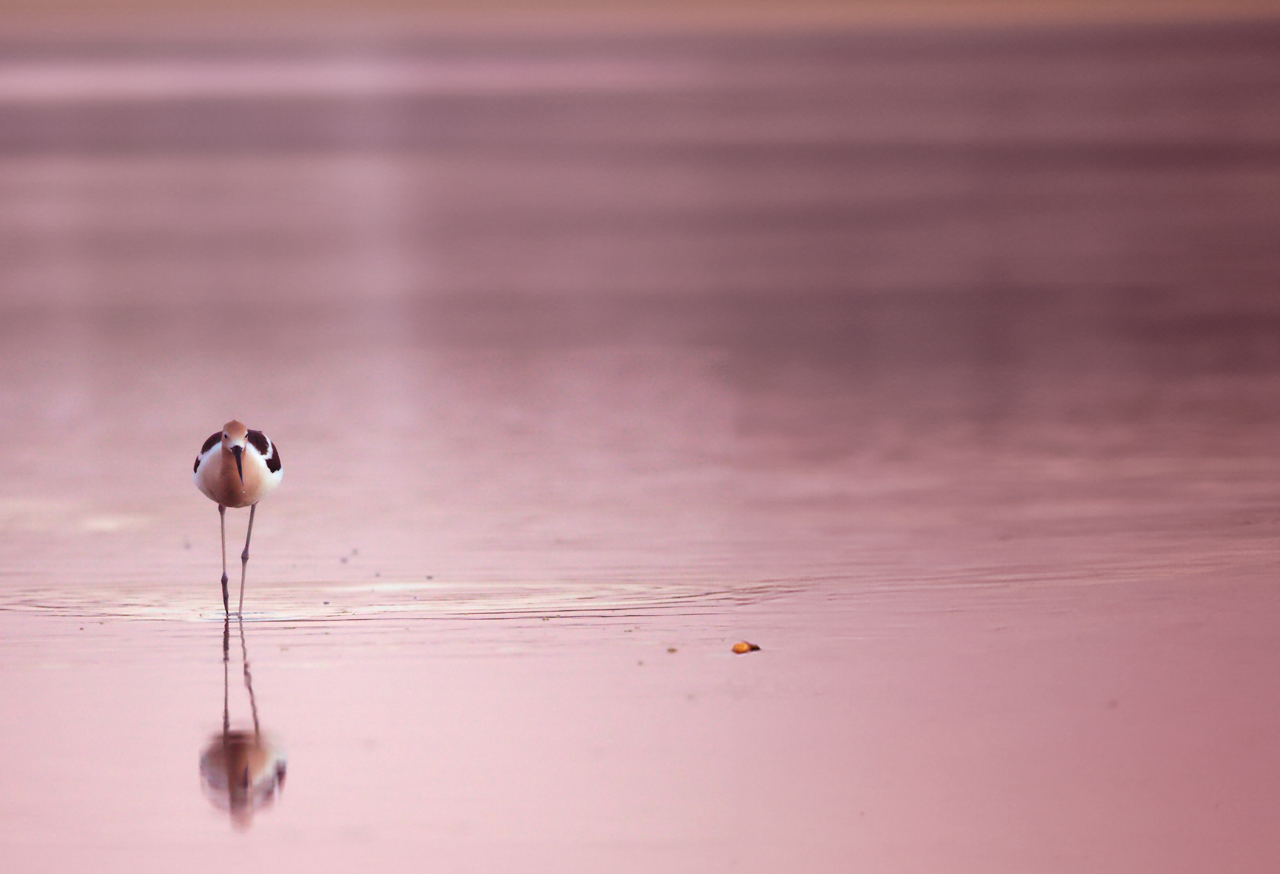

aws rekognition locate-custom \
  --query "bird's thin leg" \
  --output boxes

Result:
[238,503,256,617]
[219,505,229,616]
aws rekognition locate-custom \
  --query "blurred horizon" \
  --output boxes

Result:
[4,10,1280,311]
[1,0,1279,34]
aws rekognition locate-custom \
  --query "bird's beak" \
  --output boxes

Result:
[232,445,244,485]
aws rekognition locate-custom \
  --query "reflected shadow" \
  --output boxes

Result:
[199,616,287,829]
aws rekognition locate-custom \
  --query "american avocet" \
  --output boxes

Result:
[194,421,282,616]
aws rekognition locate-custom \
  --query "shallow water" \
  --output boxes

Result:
[5,290,1280,873]
[5,17,1280,874]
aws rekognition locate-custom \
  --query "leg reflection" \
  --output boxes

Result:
[199,615,287,829]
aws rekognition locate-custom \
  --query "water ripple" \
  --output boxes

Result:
[0,578,801,622]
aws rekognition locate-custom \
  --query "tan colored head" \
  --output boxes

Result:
[221,420,248,484]
[221,420,248,445]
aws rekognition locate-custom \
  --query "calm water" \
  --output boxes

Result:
[3,17,1280,873]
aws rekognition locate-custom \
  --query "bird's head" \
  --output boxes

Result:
[221,420,249,484]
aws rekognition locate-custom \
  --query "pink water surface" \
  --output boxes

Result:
[3,292,1280,873]
[5,16,1280,873]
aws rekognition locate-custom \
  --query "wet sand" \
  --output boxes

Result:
[5,15,1280,873]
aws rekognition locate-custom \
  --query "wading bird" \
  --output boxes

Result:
[194,421,282,616]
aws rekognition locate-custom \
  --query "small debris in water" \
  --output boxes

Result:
[667,647,677,653]
[732,641,761,654]
[340,556,348,564]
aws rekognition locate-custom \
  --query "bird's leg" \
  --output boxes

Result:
[238,503,256,617]
[219,504,229,616]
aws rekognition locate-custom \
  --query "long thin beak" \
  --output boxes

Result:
[232,445,244,484]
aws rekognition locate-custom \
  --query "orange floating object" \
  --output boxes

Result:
[732,641,761,654]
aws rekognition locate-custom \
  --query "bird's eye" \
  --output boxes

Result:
[223,432,228,438]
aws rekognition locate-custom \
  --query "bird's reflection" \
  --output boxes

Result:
[199,616,287,829]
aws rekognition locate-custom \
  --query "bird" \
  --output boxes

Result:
[194,421,283,617]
